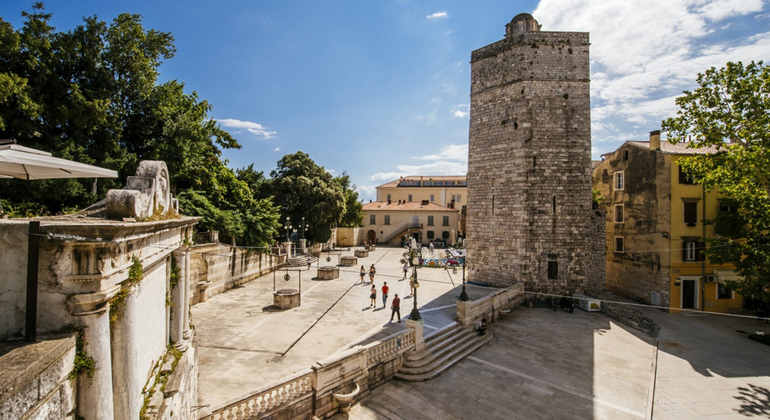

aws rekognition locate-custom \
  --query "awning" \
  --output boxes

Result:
[0,141,117,180]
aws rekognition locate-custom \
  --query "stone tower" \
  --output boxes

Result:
[465,14,594,293]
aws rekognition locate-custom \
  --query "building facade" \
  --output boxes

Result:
[592,131,743,313]
[465,14,599,292]
[375,175,467,236]
[362,200,460,246]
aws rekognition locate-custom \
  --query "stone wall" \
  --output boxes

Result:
[584,211,607,294]
[589,291,661,338]
[0,334,76,420]
[465,15,594,295]
[0,221,28,339]
[189,243,285,304]
[334,227,363,247]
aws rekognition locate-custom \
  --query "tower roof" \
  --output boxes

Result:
[506,13,541,38]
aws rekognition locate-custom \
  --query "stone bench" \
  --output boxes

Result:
[340,256,357,267]
[317,266,340,280]
[354,250,369,258]
[274,288,301,309]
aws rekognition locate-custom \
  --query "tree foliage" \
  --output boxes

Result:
[662,60,770,304]
[269,152,345,243]
[0,3,280,246]
[335,172,364,227]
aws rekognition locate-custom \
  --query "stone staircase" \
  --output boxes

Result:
[395,322,493,382]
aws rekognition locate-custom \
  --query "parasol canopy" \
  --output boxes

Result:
[0,140,117,180]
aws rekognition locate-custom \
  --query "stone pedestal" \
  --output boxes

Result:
[340,256,357,267]
[274,289,301,309]
[354,250,369,258]
[317,266,340,280]
[405,319,425,351]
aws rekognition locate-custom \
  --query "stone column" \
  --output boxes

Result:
[181,247,192,340]
[170,250,186,350]
[68,286,120,420]
[405,319,425,352]
[284,241,293,258]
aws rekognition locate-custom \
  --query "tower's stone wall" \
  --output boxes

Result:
[466,15,598,294]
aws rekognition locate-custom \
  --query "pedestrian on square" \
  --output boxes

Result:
[369,284,377,307]
[390,294,401,323]
[359,265,366,284]
[408,276,414,298]
[476,318,488,336]
[402,262,409,280]
[381,282,389,308]
[369,264,376,284]
[307,255,312,270]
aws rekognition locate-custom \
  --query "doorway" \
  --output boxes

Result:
[681,277,700,309]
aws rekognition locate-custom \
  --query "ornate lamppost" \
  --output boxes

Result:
[298,217,309,239]
[409,250,421,321]
[458,257,469,302]
[284,217,293,241]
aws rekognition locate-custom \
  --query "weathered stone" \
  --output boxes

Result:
[465,14,604,295]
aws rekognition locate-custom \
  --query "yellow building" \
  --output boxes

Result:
[361,200,460,247]
[375,175,467,236]
[592,130,743,313]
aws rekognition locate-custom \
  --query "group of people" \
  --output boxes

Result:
[361,264,401,322]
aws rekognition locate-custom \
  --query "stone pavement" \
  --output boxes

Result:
[336,307,656,420]
[194,244,770,419]
[192,245,498,414]
[639,307,770,419]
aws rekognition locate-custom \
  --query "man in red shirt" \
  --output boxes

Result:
[381,282,389,308]
[390,294,401,323]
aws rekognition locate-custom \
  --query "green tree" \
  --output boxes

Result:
[270,152,345,243]
[662,60,770,305]
[0,3,280,247]
[334,172,363,226]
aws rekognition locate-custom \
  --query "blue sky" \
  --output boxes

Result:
[1,1,768,202]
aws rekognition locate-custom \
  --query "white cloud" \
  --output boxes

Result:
[417,144,468,162]
[427,11,448,19]
[533,0,770,151]
[217,118,277,139]
[356,185,377,199]
[452,103,469,118]
[273,147,281,152]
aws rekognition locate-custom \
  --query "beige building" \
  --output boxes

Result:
[362,200,460,246]
[375,175,467,236]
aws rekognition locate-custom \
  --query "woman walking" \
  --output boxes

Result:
[368,264,376,284]
[359,265,366,284]
[369,284,377,308]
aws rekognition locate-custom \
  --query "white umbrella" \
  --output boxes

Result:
[0,142,118,180]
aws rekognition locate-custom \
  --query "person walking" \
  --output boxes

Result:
[307,255,312,270]
[359,265,366,285]
[402,262,409,280]
[408,276,414,298]
[390,294,401,323]
[381,282,389,308]
[368,264,376,284]
[369,284,377,308]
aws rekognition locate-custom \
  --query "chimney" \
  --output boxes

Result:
[650,130,661,151]
[387,198,391,204]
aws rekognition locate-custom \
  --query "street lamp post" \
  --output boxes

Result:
[284,217,293,242]
[459,257,469,302]
[409,252,422,321]
[298,216,309,240]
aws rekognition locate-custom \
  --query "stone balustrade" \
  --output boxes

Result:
[366,330,416,367]
[205,369,314,420]
[201,329,417,420]
[456,283,525,326]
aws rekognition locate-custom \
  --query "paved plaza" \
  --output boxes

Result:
[193,245,770,419]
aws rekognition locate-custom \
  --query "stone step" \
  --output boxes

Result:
[395,332,493,382]
[400,329,488,373]
[405,325,474,364]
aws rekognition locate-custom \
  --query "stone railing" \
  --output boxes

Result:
[201,329,416,420]
[204,369,314,420]
[456,283,525,326]
[366,329,416,367]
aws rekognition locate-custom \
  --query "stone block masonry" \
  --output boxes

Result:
[466,14,601,294]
